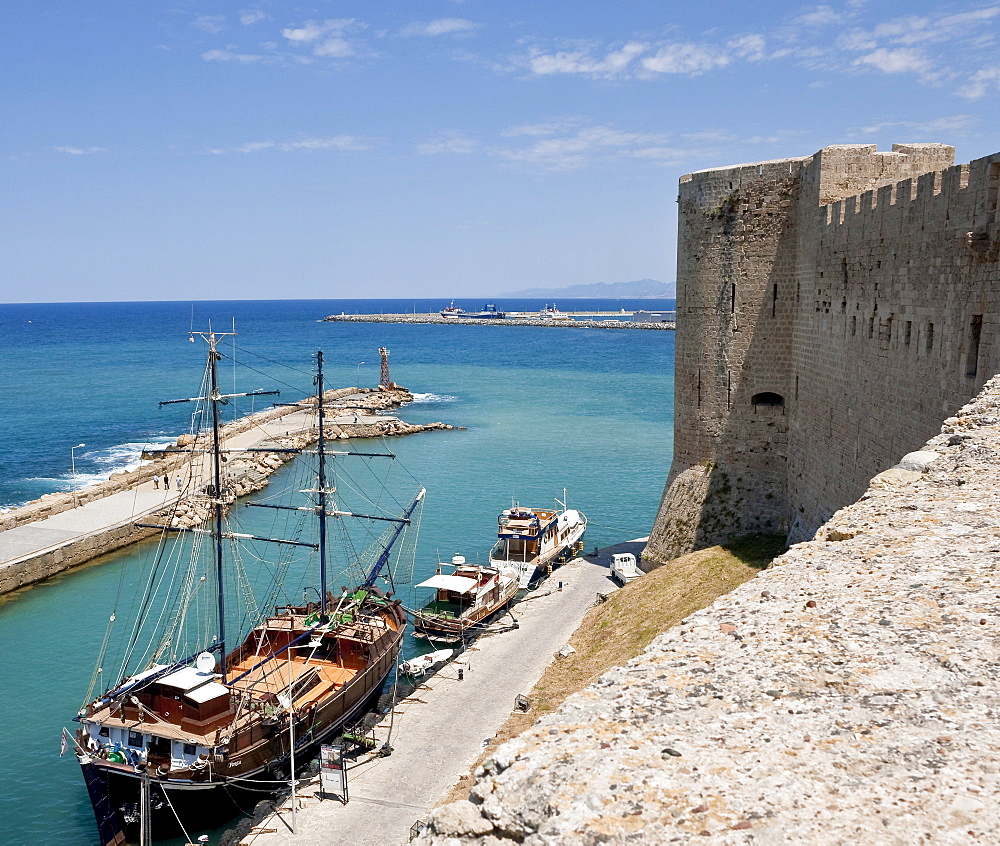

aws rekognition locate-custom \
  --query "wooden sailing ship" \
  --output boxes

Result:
[73,334,423,844]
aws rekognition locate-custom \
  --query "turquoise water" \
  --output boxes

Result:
[0,300,674,844]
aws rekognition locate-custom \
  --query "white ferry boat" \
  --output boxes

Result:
[489,498,587,588]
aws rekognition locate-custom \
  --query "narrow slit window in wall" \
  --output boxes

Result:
[851,315,857,336]
[868,316,874,339]
[966,315,983,378]
[772,283,777,318]
[926,322,935,352]
[731,283,736,314]
[904,321,912,345]
[697,369,702,408]
[727,371,731,409]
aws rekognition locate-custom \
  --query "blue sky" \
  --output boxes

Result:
[3,1,999,302]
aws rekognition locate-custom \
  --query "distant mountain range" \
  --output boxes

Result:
[500,278,675,298]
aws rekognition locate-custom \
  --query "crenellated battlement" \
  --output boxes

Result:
[645,142,1000,567]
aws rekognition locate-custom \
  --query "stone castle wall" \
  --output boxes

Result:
[645,143,1000,566]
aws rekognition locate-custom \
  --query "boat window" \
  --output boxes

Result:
[148,736,171,757]
[98,726,110,738]
[183,743,197,756]
[127,730,143,747]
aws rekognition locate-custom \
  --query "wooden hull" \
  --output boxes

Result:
[79,603,404,842]
[412,581,518,639]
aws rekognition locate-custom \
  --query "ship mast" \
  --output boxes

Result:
[207,332,228,679]
[316,350,329,615]
[156,329,280,683]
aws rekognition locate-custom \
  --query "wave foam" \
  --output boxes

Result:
[409,392,458,404]
[34,436,180,492]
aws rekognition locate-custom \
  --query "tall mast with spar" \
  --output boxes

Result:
[156,329,280,683]
[316,350,329,615]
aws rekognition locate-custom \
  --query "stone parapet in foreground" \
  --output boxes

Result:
[418,375,1000,844]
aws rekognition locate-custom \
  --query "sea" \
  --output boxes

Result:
[0,298,674,845]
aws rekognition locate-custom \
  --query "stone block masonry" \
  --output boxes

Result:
[416,373,1000,845]
[645,142,1000,566]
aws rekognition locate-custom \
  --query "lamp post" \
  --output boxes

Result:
[356,361,365,387]
[71,443,86,504]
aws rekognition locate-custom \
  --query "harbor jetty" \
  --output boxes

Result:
[232,546,625,846]
[0,386,454,596]
[323,312,675,330]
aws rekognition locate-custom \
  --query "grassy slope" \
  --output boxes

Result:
[441,534,786,804]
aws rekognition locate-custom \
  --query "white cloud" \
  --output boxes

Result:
[640,42,730,75]
[193,15,226,34]
[959,65,1000,99]
[211,135,375,155]
[494,123,678,170]
[281,19,360,58]
[240,10,266,26]
[794,5,844,27]
[400,18,480,37]
[528,41,647,78]
[417,133,478,154]
[728,34,766,61]
[854,47,931,75]
[502,118,586,137]
[202,48,264,64]
[54,146,106,156]
[512,3,1000,95]
[858,114,979,135]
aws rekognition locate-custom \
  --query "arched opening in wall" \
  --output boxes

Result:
[752,392,785,412]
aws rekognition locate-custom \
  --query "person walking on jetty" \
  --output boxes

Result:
[163,474,169,490]
[176,475,182,491]
[153,476,159,490]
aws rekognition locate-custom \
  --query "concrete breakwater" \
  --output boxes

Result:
[0,386,455,595]
[417,375,1000,844]
[324,313,675,331]
[0,388,352,536]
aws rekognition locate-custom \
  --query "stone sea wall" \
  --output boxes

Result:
[324,314,674,330]
[0,388,358,534]
[418,375,1000,844]
[0,388,454,594]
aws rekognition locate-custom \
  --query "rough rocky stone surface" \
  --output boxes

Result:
[418,377,1000,844]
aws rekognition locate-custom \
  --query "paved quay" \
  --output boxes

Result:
[241,552,622,846]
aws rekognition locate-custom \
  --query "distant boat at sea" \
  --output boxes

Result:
[465,303,506,320]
